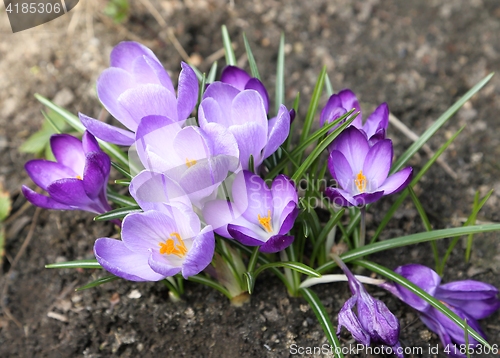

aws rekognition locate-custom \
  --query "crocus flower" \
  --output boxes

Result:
[80,41,198,146]
[202,170,298,253]
[325,126,412,207]
[381,264,500,357]
[321,89,389,145]
[134,114,240,208]
[199,82,290,172]
[334,257,403,357]
[22,132,111,214]
[94,205,215,281]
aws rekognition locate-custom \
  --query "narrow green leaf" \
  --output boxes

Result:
[298,66,327,163]
[253,261,321,278]
[316,224,500,274]
[243,33,260,79]
[188,274,233,300]
[34,94,130,169]
[111,161,132,179]
[46,259,102,269]
[76,275,119,291]
[197,72,207,110]
[275,33,286,114]
[465,190,493,262]
[391,73,494,174]
[106,189,137,207]
[310,208,345,267]
[299,287,344,358]
[325,72,334,96]
[94,205,141,221]
[115,179,131,186]
[189,64,203,82]
[354,259,491,348]
[207,61,218,83]
[243,272,255,294]
[221,25,236,66]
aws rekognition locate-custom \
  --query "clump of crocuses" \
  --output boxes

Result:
[22,132,111,214]
[381,264,500,357]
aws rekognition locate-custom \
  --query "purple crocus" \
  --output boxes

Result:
[22,132,111,214]
[134,114,240,208]
[94,205,215,281]
[202,170,298,253]
[221,66,270,114]
[80,41,199,146]
[334,257,403,357]
[199,82,290,172]
[382,264,500,357]
[325,126,412,207]
[321,89,389,145]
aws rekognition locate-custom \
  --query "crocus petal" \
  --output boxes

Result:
[230,90,267,128]
[79,113,135,146]
[278,204,299,235]
[25,160,78,191]
[334,126,369,173]
[118,84,178,129]
[227,223,268,245]
[234,171,274,224]
[110,41,161,72]
[220,65,251,90]
[392,264,441,312]
[363,102,389,139]
[230,122,267,170]
[129,170,191,212]
[262,105,290,160]
[320,94,346,127]
[202,200,242,238]
[378,167,413,195]
[325,187,356,207]
[176,62,199,121]
[338,89,362,128]
[328,150,353,190]
[50,134,86,175]
[357,294,400,346]
[81,130,102,153]
[259,234,294,253]
[148,250,183,277]
[141,55,175,93]
[198,98,227,128]
[337,295,371,346]
[362,139,392,190]
[202,82,239,115]
[271,174,298,223]
[47,178,97,212]
[97,67,136,129]
[94,238,165,281]
[83,151,110,200]
[22,185,73,210]
[181,225,215,278]
[245,78,270,114]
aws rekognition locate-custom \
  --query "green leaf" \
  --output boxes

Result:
[188,274,233,300]
[298,66,327,163]
[34,94,130,169]
[0,185,12,222]
[253,261,321,279]
[243,33,260,79]
[316,224,500,274]
[94,205,141,221]
[354,259,491,348]
[106,189,137,207]
[325,72,334,96]
[115,179,131,186]
[76,275,119,291]
[299,287,344,358]
[46,259,102,269]
[391,72,494,174]
[207,61,218,83]
[221,25,236,66]
[310,208,345,267]
[111,161,132,179]
[275,33,286,114]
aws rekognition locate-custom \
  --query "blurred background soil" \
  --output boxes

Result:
[1,1,500,357]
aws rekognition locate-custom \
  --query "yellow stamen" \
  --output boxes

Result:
[258,210,273,233]
[355,170,367,193]
[185,158,197,168]
[158,232,188,258]
[76,175,82,180]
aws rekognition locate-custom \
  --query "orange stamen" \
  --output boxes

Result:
[258,210,273,233]
[76,175,82,180]
[158,232,188,258]
[185,158,197,168]
[355,170,367,192]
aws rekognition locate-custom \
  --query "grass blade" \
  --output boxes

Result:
[243,33,260,79]
[275,33,286,114]
[207,61,218,83]
[221,25,236,66]
[46,259,102,269]
[94,205,141,221]
[76,275,119,291]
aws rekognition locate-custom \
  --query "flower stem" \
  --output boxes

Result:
[359,206,366,247]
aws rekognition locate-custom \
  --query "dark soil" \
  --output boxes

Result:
[1,1,500,357]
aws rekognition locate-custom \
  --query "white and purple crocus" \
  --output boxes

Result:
[325,126,412,207]
[79,41,199,146]
[22,132,111,214]
[203,170,299,253]
[382,264,500,357]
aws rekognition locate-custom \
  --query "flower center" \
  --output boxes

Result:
[258,210,273,233]
[354,170,367,193]
[185,158,197,168]
[76,175,82,180]
[159,232,188,258]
